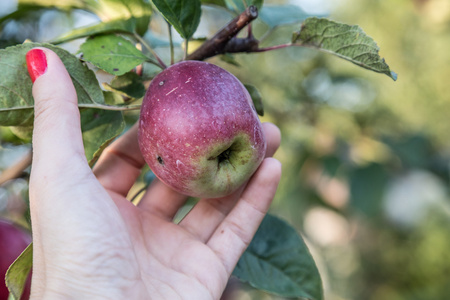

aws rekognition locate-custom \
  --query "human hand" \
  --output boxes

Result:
[27,48,281,300]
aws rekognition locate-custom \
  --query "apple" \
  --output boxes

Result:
[138,60,266,198]
[0,219,31,300]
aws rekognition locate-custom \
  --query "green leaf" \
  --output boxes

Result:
[87,0,152,35]
[225,0,263,13]
[103,72,146,99]
[81,108,125,165]
[103,90,126,105]
[292,17,397,81]
[151,0,202,39]
[202,0,226,6]
[88,0,151,22]
[17,0,152,35]
[259,5,312,29]
[51,19,138,44]
[233,214,323,299]
[5,243,33,300]
[17,0,87,10]
[80,35,149,76]
[0,43,105,126]
[244,84,264,116]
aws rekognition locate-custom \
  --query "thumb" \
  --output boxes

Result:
[27,48,86,170]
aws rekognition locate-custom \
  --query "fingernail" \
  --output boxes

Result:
[26,49,48,83]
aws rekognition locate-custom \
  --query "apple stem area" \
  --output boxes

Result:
[217,148,232,165]
[208,146,235,170]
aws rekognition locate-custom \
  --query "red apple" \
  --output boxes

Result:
[0,219,31,300]
[138,61,266,198]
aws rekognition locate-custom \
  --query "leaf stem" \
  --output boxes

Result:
[133,32,167,69]
[0,150,32,186]
[247,23,253,39]
[78,104,142,111]
[184,39,189,60]
[168,23,175,65]
[255,43,293,52]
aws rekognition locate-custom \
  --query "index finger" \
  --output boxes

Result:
[207,157,282,275]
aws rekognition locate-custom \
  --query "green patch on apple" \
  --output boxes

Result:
[189,132,262,198]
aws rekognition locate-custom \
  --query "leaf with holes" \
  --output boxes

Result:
[80,35,149,76]
[293,17,397,80]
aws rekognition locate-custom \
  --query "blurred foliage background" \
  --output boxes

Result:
[1,0,450,299]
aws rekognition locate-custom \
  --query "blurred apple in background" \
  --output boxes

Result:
[0,219,31,300]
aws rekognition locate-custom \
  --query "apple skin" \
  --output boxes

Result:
[0,219,31,300]
[138,60,266,198]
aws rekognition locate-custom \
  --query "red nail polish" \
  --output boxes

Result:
[26,49,47,83]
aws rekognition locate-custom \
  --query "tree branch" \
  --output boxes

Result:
[186,5,259,61]
[0,150,32,186]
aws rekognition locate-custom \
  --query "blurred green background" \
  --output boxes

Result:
[1,0,450,299]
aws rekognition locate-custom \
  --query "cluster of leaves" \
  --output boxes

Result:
[0,0,397,299]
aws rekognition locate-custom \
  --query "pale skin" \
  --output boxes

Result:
[28,48,282,299]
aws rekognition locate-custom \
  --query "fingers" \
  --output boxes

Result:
[137,178,188,220]
[29,48,87,174]
[93,124,146,197]
[207,158,282,275]
[179,122,281,241]
[262,122,281,158]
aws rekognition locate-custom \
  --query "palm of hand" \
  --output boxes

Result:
[107,192,229,300]
[30,123,280,300]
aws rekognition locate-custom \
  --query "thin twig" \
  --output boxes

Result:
[254,43,293,52]
[133,32,167,69]
[247,23,253,39]
[77,104,142,111]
